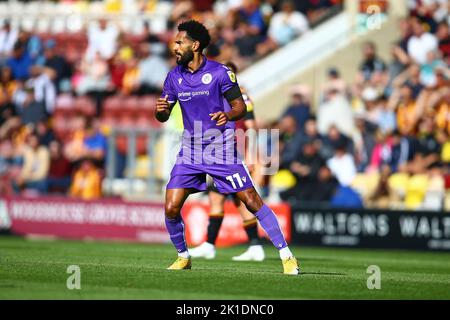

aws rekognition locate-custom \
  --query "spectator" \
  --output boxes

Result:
[391,63,424,99]
[436,129,450,163]
[234,0,267,58]
[0,66,18,124]
[14,131,50,194]
[86,19,119,62]
[436,22,450,63]
[419,50,446,87]
[136,43,170,95]
[14,84,47,125]
[64,116,107,167]
[142,21,166,56]
[257,0,309,56]
[76,53,111,96]
[358,41,387,83]
[0,135,22,195]
[17,29,42,62]
[386,43,410,95]
[361,86,381,125]
[36,120,55,147]
[282,85,311,129]
[353,113,377,172]
[42,39,73,93]
[320,67,348,102]
[319,124,353,160]
[69,158,102,200]
[82,118,108,167]
[0,20,18,65]
[47,140,72,194]
[389,129,414,173]
[278,115,303,169]
[392,84,421,136]
[297,116,321,148]
[280,138,325,202]
[407,16,439,65]
[317,87,355,138]
[7,41,33,81]
[26,65,57,115]
[121,55,140,95]
[326,140,357,186]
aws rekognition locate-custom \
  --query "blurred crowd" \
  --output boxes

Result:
[0,0,448,211]
[275,1,450,211]
[0,0,341,200]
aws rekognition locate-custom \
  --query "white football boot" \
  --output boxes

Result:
[232,245,265,261]
[189,242,216,259]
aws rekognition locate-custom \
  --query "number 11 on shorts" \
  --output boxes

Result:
[226,173,243,189]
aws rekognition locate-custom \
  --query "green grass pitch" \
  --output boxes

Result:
[1,236,449,300]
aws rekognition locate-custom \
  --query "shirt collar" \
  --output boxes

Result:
[182,55,207,74]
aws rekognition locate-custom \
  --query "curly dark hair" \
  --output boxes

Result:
[177,20,211,52]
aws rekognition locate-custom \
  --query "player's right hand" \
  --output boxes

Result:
[156,95,170,113]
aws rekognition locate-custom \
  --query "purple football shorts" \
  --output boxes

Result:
[166,161,254,194]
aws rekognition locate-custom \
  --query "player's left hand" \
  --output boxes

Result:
[209,111,229,126]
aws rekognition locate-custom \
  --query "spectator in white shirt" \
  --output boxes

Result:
[317,88,356,139]
[86,19,119,62]
[0,20,18,63]
[22,66,56,115]
[407,17,438,65]
[136,43,170,95]
[256,0,309,57]
[268,0,309,46]
[327,141,357,187]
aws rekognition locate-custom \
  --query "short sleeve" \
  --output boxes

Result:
[161,74,177,104]
[219,67,239,95]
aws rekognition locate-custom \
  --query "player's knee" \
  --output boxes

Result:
[240,189,263,214]
[165,201,182,219]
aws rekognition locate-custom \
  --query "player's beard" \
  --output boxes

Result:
[176,49,194,67]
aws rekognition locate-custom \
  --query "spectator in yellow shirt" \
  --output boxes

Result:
[14,130,50,193]
[69,158,102,200]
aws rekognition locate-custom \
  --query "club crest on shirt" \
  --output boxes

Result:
[227,71,236,83]
[202,73,212,84]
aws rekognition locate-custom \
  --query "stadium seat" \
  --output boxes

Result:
[404,174,429,210]
[103,96,124,118]
[122,96,141,117]
[351,173,380,201]
[74,96,96,116]
[445,192,450,212]
[139,95,157,112]
[53,94,76,117]
[388,173,409,199]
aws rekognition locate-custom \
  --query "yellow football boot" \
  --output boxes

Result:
[167,257,192,270]
[282,257,300,275]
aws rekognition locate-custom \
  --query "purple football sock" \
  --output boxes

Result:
[165,215,188,253]
[254,204,288,250]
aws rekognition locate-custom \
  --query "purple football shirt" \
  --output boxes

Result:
[161,57,238,144]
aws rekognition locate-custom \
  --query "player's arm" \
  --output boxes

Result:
[155,95,175,123]
[156,75,177,123]
[210,87,246,126]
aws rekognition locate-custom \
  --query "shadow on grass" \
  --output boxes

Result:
[301,272,347,276]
